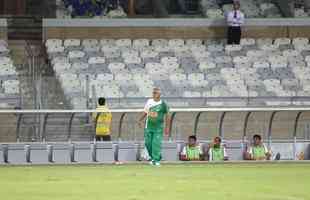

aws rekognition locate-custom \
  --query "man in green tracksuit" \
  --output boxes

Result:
[139,88,170,166]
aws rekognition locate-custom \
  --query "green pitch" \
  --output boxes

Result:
[0,163,309,200]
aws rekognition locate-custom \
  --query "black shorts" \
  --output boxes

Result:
[95,135,112,141]
[227,26,241,45]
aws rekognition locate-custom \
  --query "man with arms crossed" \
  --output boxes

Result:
[138,88,170,166]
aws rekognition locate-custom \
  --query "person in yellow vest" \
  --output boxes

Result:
[93,97,112,141]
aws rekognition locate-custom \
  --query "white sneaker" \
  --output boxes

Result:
[154,162,161,166]
[149,160,154,165]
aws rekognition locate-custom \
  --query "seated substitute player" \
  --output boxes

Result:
[180,135,204,161]
[138,88,170,166]
[245,134,271,160]
[208,137,228,161]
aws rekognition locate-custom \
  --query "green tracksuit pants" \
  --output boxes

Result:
[144,128,163,162]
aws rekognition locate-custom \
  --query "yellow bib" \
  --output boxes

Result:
[93,106,112,136]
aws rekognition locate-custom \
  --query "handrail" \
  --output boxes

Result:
[43,18,310,27]
[267,111,277,148]
[219,112,227,138]
[3,107,310,143]
[2,106,310,113]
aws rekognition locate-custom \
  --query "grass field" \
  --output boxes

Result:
[0,163,309,200]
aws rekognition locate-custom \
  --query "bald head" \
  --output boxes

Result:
[152,87,161,101]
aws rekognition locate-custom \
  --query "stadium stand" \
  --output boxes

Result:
[56,0,127,18]
[0,39,21,108]
[1,2,310,165]
[45,37,310,109]
[55,0,310,18]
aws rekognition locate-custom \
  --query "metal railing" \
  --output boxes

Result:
[0,106,310,142]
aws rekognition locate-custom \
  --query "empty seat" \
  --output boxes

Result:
[97,73,113,81]
[100,39,115,46]
[256,38,273,47]
[88,56,105,64]
[183,91,201,98]
[260,44,279,51]
[168,39,184,47]
[169,73,187,82]
[71,62,88,70]
[115,73,133,84]
[199,61,216,71]
[240,38,255,46]
[292,37,309,45]
[3,80,19,94]
[64,39,80,47]
[225,44,242,52]
[281,78,299,91]
[233,56,250,64]
[186,39,203,46]
[161,56,178,64]
[68,50,85,59]
[108,62,126,74]
[51,56,69,65]
[82,39,98,47]
[282,49,299,58]
[95,142,114,162]
[46,39,62,47]
[115,39,131,47]
[274,38,291,46]
[205,8,223,18]
[188,73,204,81]
[141,49,159,59]
[152,39,168,46]
[133,39,149,49]
[124,56,142,64]
[47,45,65,54]
[207,44,224,52]
[215,56,232,64]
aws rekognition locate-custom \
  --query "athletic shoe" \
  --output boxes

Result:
[154,162,161,166]
[149,160,154,165]
[275,153,281,160]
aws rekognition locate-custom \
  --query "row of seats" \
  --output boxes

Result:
[0,142,306,163]
[56,0,127,18]
[0,40,20,95]
[202,0,282,18]
[46,37,310,49]
[46,37,310,109]
[56,0,310,18]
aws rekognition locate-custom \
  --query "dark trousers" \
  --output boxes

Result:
[96,135,111,141]
[227,26,241,45]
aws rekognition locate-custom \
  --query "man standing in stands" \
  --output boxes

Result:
[180,135,204,161]
[208,137,228,161]
[138,88,170,166]
[93,97,112,141]
[226,1,244,44]
[245,134,271,160]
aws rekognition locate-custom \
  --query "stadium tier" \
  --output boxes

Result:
[0,40,21,108]
[45,37,310,109]
[56,0,310,18]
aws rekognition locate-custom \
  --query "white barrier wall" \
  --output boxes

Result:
[43,18,310,27]
[42,18,310,40]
